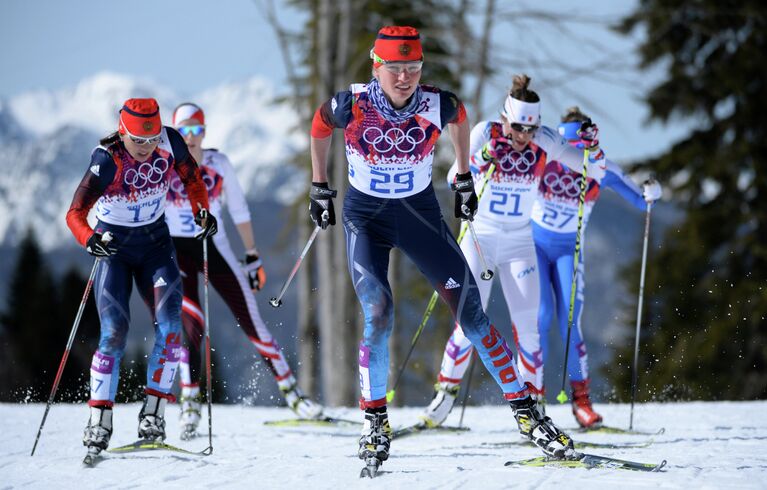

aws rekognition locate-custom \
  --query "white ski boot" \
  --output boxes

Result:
[179,386,202,440]
[83,406,113,451]
[138,394,167,441]
[510,396,575,459]
[281,383,323,419]
[420,383,460,428]
[359,407,392,478]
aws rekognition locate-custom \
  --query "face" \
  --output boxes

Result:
[502,116,537,152]
[120,132,160,162]
[373,62,422,108]
[176,117,205,156]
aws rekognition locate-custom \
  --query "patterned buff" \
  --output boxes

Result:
[367,78,423,124]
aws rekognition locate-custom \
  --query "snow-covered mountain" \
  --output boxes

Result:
[0,72,307,249]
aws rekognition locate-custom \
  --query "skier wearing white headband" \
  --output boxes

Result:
[421,74,606,428]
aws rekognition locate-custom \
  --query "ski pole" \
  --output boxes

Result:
[31,233,112,456]
[465,219,493,280]
[557,149,590,404]
[458,350,477,428]
[386,164,496,403]
[629,202,652,430]
[269,217,325,308]
[202,237,214,454]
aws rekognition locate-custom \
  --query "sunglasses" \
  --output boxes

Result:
[371,51,423,75]
[510,123,539,134]
[123,126,162,145]
[178,125,205,137]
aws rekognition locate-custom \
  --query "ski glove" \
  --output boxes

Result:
[643,179,662,202]
[309,182,337,229]
[243,252,267,291]
[194,209,218,240]
[452,171,478,220]
[86,231,116,257]
[577,119,600,152]
[480,137,511,162]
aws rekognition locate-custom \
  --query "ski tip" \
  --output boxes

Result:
[653,460,668,472]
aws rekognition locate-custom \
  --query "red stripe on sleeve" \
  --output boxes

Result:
[310,105,335,138]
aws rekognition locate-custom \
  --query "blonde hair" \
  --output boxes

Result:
[510,74,540,103]
[561,106,589,123]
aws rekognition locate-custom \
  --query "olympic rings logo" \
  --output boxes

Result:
[496,148,537,174]
[362,126,427,153]
[169,172,216,198]
[542,171,583,198]
[124,158,169,189]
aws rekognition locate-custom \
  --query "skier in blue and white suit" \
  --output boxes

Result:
[531,106,662,428]
[309,26,578,467]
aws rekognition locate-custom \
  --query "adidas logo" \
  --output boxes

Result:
[154,277,167,288]
[444,277,461,290]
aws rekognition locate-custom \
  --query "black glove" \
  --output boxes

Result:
[309,182,337,229]
[577,118,600,152]
[194,208,218,240]
[86,231,116,257]
[452,171,478,220]
[243,252,266,291]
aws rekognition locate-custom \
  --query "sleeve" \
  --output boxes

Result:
[536,126,605,180]
[439,90,466,128]
[602,159,647,211]
[168,127,209,212]
[311,90,354,138]
[65,148,118,247]
[220,154,252,224]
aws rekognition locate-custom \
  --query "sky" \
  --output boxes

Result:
[0,0,693,162]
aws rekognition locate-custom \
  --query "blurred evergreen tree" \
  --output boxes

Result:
[605,1,767,400]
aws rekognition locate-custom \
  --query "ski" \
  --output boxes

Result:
[393,423,470,439]
[264,416,359,428]
[504,452,666,472]
[108,439,212,456]
[481,438,654,450]
[359,456,383,478]
[569,425,665,436]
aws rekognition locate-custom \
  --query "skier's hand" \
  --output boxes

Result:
[480,137,511,162]
[243,252,267,291]
[452,171,478,220]
[194,209,218,240]
[577,118,600,152]
[309,182,337,229]
[643,179,662,202]
[86,231,116,257]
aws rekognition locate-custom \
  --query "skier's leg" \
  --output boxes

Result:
[208,234,321,417]
[535,243,555,369]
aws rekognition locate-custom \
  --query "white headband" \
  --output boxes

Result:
[502,96,540,126]
[172,103,204,127]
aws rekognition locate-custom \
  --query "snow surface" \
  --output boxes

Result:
[5,401,766,489]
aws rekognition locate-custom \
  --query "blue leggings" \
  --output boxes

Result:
[344,185,526,405]
[88,218,183,404]
[534,224,589,383]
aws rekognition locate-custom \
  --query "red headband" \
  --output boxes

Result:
[118,98,161,136]
[371,26,423,67]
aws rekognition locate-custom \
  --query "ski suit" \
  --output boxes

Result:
[531,158,646,383]
[435,121,606,394]
[66,127,209,406]
[313,82,567,407]
[164,148,295,390]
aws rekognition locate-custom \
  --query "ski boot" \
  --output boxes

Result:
[420,382,460,428]
[83,405,113,465]
[179,386,202,440]
[280,383,323,419]
[359,406,393,478]
[571,379,603,429]
[510,396,575,459]
[138,394,167,441]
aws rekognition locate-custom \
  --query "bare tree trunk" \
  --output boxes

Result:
[297,214,317,396]
[471,0,496,121]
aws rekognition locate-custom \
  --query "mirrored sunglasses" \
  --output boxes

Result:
[510,123,539,134]
[178,125,205,137]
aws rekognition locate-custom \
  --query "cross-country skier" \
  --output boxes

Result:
[531,106,662,428]
[420,77,609,428]
[167,103,323,438]
[309,27,589,473]
[66,98,218,456]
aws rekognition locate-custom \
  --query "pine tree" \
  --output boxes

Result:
[605,1,767,400]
